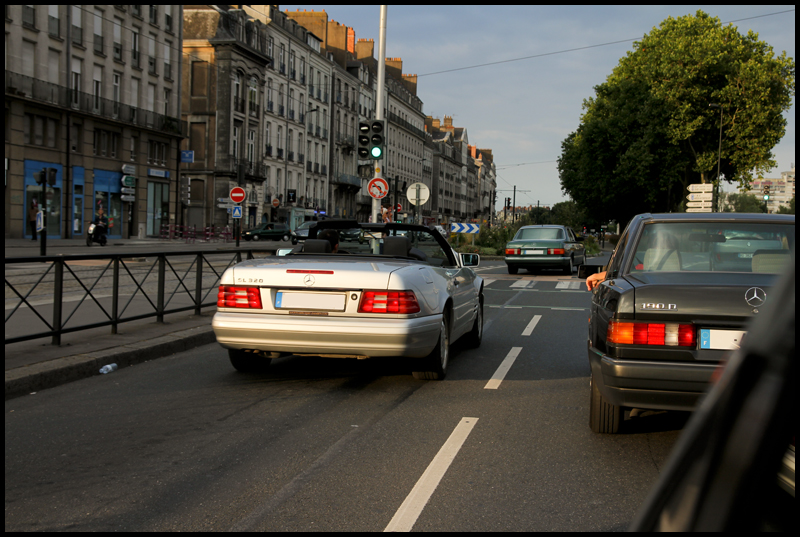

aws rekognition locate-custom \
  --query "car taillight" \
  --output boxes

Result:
[217,286,263,309]
[547,248,566,255]
[505,248,520,255]
[358,290,420,314]
[607,321,695,347]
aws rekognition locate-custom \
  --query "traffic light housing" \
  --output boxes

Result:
[47,167,57,186]
[358,119,385,160]
[763,185,770,200]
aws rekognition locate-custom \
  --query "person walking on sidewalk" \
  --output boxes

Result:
[27,201,38,241]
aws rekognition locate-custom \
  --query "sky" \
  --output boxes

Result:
[282,5,796,210]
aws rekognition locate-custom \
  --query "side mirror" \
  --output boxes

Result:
[460,253,480,267]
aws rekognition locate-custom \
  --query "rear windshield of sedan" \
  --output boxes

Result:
[515,228,564,240]
[628,222,794,274]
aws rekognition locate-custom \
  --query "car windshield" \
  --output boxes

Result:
[301,223,457,268]
[628,222,794,273]
[515,228,564,240]
[296,221,315,230]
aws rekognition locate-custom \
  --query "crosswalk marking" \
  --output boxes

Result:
[555,280,582,289]
[509,280,535,289]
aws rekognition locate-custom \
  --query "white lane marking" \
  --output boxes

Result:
[555,281,582,289]
[482,279,496,287]
[384,417,479,532]
[484,347,523,390]
[521,315,542,336]
[509,280,532,288]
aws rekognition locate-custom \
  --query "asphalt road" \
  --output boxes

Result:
[5,260,690,531]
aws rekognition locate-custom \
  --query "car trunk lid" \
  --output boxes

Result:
[231,257,403,290]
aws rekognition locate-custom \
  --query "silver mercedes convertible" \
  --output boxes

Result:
[212,220,484,380]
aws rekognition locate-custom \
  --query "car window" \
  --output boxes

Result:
[627,222,794,273]
[515,228,564,240]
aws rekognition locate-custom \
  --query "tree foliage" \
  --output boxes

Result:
[559,10,795,225]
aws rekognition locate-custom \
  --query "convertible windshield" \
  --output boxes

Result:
[515,228,564,240]
[302,223,457,268]
[628,222,794,273]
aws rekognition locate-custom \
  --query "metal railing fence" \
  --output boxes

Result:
[5,249,262,345]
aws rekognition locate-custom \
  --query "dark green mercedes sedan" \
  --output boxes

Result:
[242,222,290,242]
[504,225,586,275]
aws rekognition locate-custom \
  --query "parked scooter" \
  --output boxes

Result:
[86,222,107,246]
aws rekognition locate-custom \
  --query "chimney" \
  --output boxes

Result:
[385,57,403,81]
[347,27,355,54]
[401,73,417,96]
[355,38,374,61]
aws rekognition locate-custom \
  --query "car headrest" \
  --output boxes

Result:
[303,239,332,253]
[383,236,410,257]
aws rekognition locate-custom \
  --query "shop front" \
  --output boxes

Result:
[24,160,62,239]
[92,169,125,239]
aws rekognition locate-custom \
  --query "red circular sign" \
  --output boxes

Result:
[396,203,402,212]
[272,198,280,208]
[367,178,389,199]
[230,187,246,203]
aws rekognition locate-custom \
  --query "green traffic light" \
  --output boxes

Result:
[371,146,383,158]
[763,195,770,200]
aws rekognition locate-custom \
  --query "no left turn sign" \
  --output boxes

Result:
[368,177,389,199]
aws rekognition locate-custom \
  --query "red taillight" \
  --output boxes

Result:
[217,286,263,309]
[607,321,695,347]
[358,290,420,314]
[547,248,566,255]
[505,248,520,255]
[286,269,334,274]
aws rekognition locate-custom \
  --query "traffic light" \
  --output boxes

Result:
[33,169,46,185]
[358,119,385,159]
[763,185,770,200]
[47,167,57,186]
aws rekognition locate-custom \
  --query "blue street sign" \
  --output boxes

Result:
[36,210,44,232]
[450,223,480,234]
[232,205,243,219]
[180,150,195,163]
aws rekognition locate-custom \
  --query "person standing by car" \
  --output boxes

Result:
[27,201,38,241]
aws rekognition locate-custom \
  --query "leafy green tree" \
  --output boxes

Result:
[550,200,586,230]
[776,197,795,215]
[721,192,767,213]
[559,10,795,224]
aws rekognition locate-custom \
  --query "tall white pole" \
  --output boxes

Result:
[372,5,388,225]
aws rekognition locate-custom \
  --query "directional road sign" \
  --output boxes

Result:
[686,208,713,213]
[451,223,480,234]
[232,205,243,218]
[230,187,246,203]
[686,201,713,208]
[686,192,713,202]
[36,211,44,232]
[687,183,714,192]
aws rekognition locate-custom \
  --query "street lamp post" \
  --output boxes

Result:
[709,103,723,212]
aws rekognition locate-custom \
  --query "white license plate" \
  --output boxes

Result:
[699,329,746,350]
[524,249,544,255]
[275,292,345,311]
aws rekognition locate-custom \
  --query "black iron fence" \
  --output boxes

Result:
[5,249,263,345]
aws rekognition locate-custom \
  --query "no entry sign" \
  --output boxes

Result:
[230,187,246,203]
[368,177,389,199]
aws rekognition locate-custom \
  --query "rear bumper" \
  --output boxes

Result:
[505,255,570,269]
[588,342,717,411]
[213,311,442,358]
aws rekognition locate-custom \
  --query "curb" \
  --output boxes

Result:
[4,325,216,400]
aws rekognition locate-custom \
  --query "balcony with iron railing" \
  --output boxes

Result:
[5,71,186,137]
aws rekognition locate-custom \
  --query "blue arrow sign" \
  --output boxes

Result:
[450,223,480,234]
[232,206,243,218]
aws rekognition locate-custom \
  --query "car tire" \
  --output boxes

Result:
[251,235,259,241]
[590,373,623,433]
[413,312,450,380]
[464,295,483,348]
[563,256,573,275]
[282,234,290,242]
[508,265,518,275]
[229,349,271,373]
